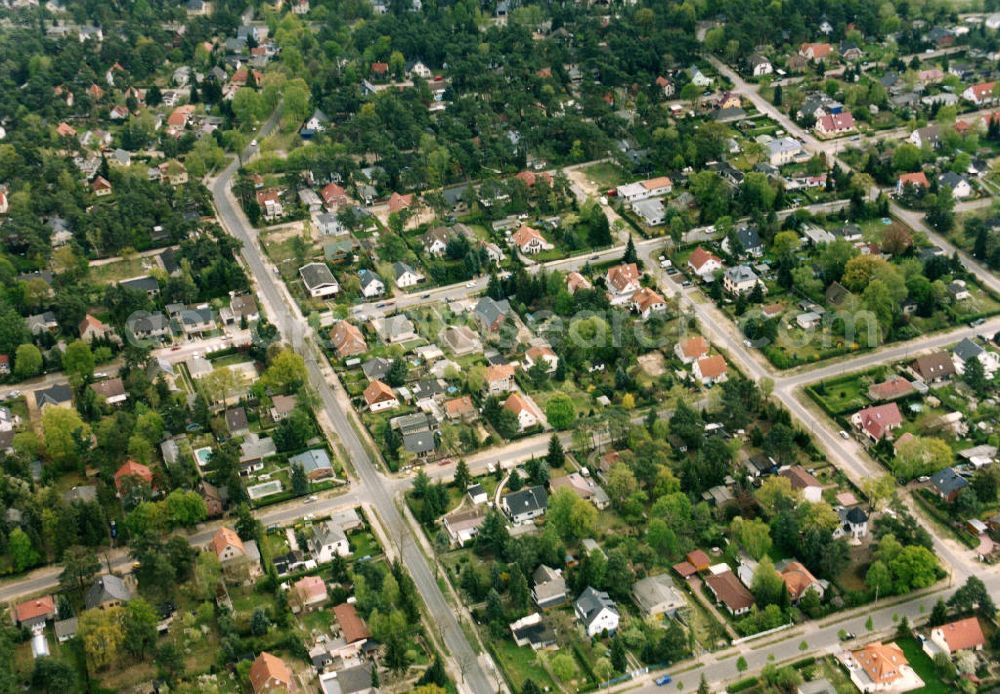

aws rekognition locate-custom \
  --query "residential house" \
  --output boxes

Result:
[851,402,903,441]
[291,575,328,612]
[358,268,385,299]
[504,392,541,431]
[676,336,709,364]
[91,378,128,406]
[948,280,971,302]
[532,565,568,608]
[14,596,57,628]
[310,520,350,562]
[363,380,398,412]
[299,263,340,298]
[211,526,262,580]
[509,613,557,651]
[767,137,803,166]
[249,652,295,694]
[79,314,112,342]
[120,275,160,298]
[688,247,724,280]
[91,176,113,196]
[484,364,516,395]
[938,172,972,199]
[867,376,915,401]
[575,586,620,637]
[445,395,477,422]
[332,603,370,652]
[320,183,349,209]
[524,345,559,373]
[926,617,985,656]
[372,314,416,344]
[815,112,856,136]
[550,472,609,509]
[35,383,73,409]
[799,42,833,60]
[911,352,956,382]
[199,481,224,517]
[693,355,728,385]
[617,176,673,202]
[632,287,667,320]
[393,261,423,288]
[256,190,284,220]
[722,225,764,257]
[26,312,58,334]
[423,227,452,257]
[779,466,822,502]
[605,262,642,304]
[85,575,133,610]
[705,570,754,615]
[566,272,592,294]
[953,337,999,376]
[441,325,482,356]
[502,486,549,524]
[473,296,511,332]
[909,125,942,149]
[930,467,967,502]
[289,449,334,481]
[748,54,773,76]
[835,506,869,540]
[442,507,486,546]
[847,642,920,693]
[511,225,554,255]
[779,561,824,602]
[330,321,367,358]
[114,459,153,494]
[632,198,666,226]
[632,574,687,619]
[962,81,997,105]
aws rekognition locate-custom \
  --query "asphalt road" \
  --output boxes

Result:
[209,114,496,693]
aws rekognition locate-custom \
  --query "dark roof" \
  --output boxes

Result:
[35,383,73,407]
[845,507,868,524]
[503,486,548,516]
[120,275,160,293]
[931,467,968,496]
[403,431,436,454]
[225,407,249,432]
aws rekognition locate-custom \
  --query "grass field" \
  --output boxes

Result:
[896,637,952,694]
[580,161,628,189]
[807,375,871,415]
[89,255,158,284]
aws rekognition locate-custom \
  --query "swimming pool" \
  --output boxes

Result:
[247,480,283,500]
[193,447,213,467]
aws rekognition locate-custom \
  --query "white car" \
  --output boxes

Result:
[466,281,476,288]
[839,430,850,440]
[250,139,258,147]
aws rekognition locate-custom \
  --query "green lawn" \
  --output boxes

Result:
[895,637,952,694]
[807,375,870,415]
[89,255,158,284]
[580,161,628,189]
[491,639,559,692]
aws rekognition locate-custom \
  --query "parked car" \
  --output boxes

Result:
[655,675,673,686]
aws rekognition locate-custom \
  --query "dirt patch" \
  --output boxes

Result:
[637,351,666,377]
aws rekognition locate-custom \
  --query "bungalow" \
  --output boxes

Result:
[532,565,568,608]
[948,280,971,302]
[393,261,423,288]
[511,225,554,255]
[617,176,673,202]
[799,42,833,60]
[550,472,610,509]
[930,467,968,503]
[722,265,761,295]
[442,507,486,546]
[504,392,541,431]
[632,574,686,619]
[445,395,477,422]
[27,312,58,334]
[962,81,997,105]
[566,271,593,294]
[441,325,482,356]
[387,191,414,214]
[84,575,133,610]
[687,247,723,280]
[911,351,956,382]
[851,402,903,441]
[632,287,667,320]
[289,449,334,481]
[358,269,385,298]
[329,321,367,358]
[633,198,666,226]
[926,617,985,656]
[705,570,754,615]
[693,355,728,385]
[867,376,915,401]
[363,380,399,412]
[909,125,942,149]
[35,383,73,409]
[502,485,549,524]
[510,613,557,651]
[299,262,340,298]
[575,586,620,637]
[91,377,128,406]
[78,314,112,343]
[372,314,416,344]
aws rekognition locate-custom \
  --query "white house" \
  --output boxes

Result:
[766,137,803,166]
[502,486,548,525]
[309,520,351,563]
[574,587,620,637]
[748,54,773,76]
[511,225,554,255]
[688,247,723,280]
[299,263,340,298]
[617,176,672,202]
[505,393,541,431]
[393,261,423,288]
[359,269,385,298]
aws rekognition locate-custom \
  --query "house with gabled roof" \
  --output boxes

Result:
[511,225,554,255]
[926,616,985,657]
[249,652,295,693]
[688,247,723,280]
[575,586,619,637]
[851,402,903,441]
[502,485,548,524]
[532,565,567,608]
[605,262,641,304]
[330,321,367,358]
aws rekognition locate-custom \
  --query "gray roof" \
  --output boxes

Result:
[161,438,181,465]
[503,486,548,516]
[358,268,383,291]
[954,337,984,362]
[532,565,567,603]
[225,407,249,433]
[734,225,762,250]
[120,275,160,293]
[320,663,372,694]
[35,383,73,407]
[725,264,759,283]
[403,430,436,454]
[392,412,432,435]
[289,449,333,475]
[63,485,97,504]
[311,519,347,549]
[938,171,969,190]
[931,467,968,496]
[575,586,618,627]
[299,262,338,290]
[767,137,801,156]
[54,617,78,640]
[474,297,510,327]
[632,574,685,615]
[85,574,131,609]
[393,261,418,280]
[362,357,392,380]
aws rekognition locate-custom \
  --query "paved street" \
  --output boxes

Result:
[209,114,497,693]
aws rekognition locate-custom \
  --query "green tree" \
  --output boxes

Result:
[59,545,101,597]
[123,598,160,659]
[545,394,575,429]
[79,607,126,670]
[62,339,95,381]
[31,657,78,692]
[261,348,307,392]
[888,545,939,593]
[453,459,471,490]
[13,343,42,379]
[962,355,988,396]
[546,487,596,542]
[730,516,772,560]
[291,463,310,495]
[9,528,40,572]
[546,434,565,468]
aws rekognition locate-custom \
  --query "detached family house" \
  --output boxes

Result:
[574,587,619,637]
[502,486,548,525]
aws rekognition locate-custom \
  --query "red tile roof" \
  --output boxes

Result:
[333,603,371,643]
[249,652,294,694]
[898,171,930,188]
[114,459,152,491]
[14,595,56,624]
[934,616,985,652]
